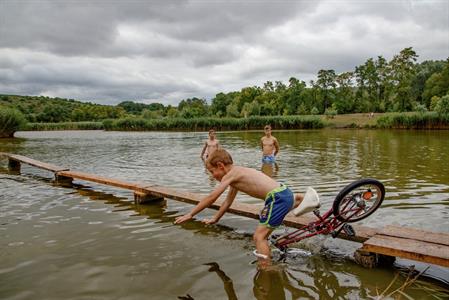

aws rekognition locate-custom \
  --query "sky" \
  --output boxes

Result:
[0,0,448,106]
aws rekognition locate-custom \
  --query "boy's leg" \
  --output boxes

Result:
[253,225,274,260]
[293,193,304,208]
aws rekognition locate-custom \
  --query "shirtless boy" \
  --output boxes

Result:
[261,125,279,164]
[175,149,320,266]
[200,129,220,160]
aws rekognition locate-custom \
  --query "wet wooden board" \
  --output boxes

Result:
[0,153,69,172]
[379,225,449,246]
[362,227,449,267]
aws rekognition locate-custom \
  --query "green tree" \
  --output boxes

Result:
[388,47,418,111]
[422,59,449,106]
[316,69,336,113]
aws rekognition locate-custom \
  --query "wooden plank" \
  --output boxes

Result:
[4,154,69,172]
[362,235,449,267]
[380,225,449,246]
[58,170,141,190]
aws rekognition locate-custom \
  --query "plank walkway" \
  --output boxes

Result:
[1,152,448,267]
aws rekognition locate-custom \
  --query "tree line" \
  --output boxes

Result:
[1,47,448,123]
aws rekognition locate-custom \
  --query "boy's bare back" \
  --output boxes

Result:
[222,165,280,200]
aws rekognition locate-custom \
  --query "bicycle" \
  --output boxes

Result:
[269,178,385,253]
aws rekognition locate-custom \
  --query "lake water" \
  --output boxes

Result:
[1,129,448,299]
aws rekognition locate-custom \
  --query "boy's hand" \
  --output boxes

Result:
[174,213,193,224]
[202,217,218,225]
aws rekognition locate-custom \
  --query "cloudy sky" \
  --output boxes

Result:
[1,0,448,106]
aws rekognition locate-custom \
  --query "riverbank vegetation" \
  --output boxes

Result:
[102,115,324,131]
[0,108,26,137]
[1,47,448,131]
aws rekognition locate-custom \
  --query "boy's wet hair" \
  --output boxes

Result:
[208,129,215,134]
[206,149,233,167]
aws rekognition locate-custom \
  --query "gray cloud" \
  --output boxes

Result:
[0,0,448,105]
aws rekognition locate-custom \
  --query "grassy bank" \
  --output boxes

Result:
[16,113,449,132]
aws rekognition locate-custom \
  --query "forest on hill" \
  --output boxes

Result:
[1,47,448,124]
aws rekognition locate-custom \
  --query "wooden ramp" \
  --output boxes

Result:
[362,225,449,267]
[1,152,449,268]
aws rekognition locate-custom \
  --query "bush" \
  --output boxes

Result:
[435,95,449,115]
[0,107,27,137]
[376,112,449,129]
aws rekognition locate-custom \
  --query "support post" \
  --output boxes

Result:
[354,249,396,268]
[55,174,73,187]
[8,159,20,172]
[134,191,164,205]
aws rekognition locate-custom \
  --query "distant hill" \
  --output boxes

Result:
[0,94,164,122]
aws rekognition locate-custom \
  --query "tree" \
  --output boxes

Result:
[178,97,209,118]
[316,69,336,113]
[422,59,449,106]
[388,47,418,111]
[335,71,354,113]
[210,92,234,117]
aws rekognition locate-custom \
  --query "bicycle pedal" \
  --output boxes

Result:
[343,224,355,236]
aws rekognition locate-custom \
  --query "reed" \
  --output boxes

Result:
[376,112,449,129]
[24,122,104,131]
[102,115,324,131]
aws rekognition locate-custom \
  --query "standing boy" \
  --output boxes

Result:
[261,125,279,164]
[200,129,220,160]
[175,149,320,266]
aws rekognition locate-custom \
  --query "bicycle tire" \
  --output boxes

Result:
[332,178,385,223]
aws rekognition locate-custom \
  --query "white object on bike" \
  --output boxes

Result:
[293,187,320,216]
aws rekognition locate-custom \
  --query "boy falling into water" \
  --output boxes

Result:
[200,129,220,160]
[175,149,320,266]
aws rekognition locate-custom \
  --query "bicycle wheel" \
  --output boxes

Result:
[333,178,385,223]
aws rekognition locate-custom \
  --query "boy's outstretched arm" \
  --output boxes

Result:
[202,186,238,225]
[174,179,231,224]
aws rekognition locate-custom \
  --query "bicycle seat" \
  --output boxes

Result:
[293,187,320,216]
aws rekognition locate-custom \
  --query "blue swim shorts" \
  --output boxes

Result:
[262,155,276,164]
[259,185,294,228]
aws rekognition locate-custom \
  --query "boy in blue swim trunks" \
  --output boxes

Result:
[175,149,319,267]
[261,125,279,164]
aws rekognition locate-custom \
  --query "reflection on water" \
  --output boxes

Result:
[261,162,279,178]
[1,129,449,299]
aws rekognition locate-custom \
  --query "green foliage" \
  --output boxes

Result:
[0,107,27,137]
[311,107,319,115]
[24,122,103,131]
[376,112,449,129]
[102,115,324,131]
[324,107,337,119]
[434,95,449,115]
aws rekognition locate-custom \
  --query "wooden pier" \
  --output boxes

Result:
[1,152,448,268]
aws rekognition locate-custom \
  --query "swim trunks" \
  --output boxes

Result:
[259,185,294,228]
[262,155,276,164]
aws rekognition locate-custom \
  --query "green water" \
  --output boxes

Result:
[1,129,448,299]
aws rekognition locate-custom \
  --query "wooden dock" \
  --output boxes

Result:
[1,152,448,268]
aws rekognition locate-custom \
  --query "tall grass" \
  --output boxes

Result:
[102,115,324,131]
[376,112,449,129]
[0,107,27,137]
[24,122,104,131]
